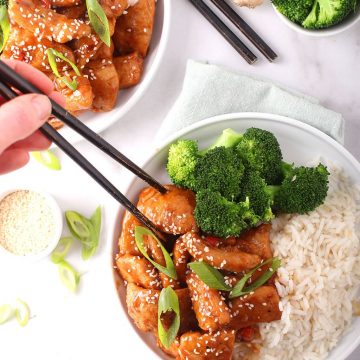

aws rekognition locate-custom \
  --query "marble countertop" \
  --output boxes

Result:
[0,1,359,359]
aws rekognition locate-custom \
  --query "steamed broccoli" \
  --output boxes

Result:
[202,128,283,185]
[303,0,357,29]
[240,171,274,222]
[167,139,199,190]
[272,0,314,24]
[194,190,259,238]
[195,147,245,201]
[269,163,330,214]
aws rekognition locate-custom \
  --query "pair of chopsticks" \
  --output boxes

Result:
[0,60,166,239]
[189,0,277,64]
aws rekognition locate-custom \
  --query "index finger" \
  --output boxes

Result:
[1,59,54,95]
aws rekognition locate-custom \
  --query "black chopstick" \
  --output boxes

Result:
[189,0,257,65]
[210,0,277,62]
[0,60,167,195]
[0,80,165,240]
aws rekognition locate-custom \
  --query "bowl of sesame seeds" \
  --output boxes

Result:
[0,189,63,262]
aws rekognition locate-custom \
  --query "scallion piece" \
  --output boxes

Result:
[81,206,101,260]
[58,260,80,293]
[135,226,177,280]
[15,299,30,327]
[0,5,9,53]
[188,261,232,291]
[229,257,281,299]
[51,237,73,264]
[158,287,180,349]
[65,211,91,240]
[32,150,61,171]
[46,48,81,91]
[85,0,110,47]
[0,304,13,325]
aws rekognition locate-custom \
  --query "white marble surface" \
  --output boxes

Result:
[0,1,359,359]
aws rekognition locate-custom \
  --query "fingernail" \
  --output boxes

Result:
[31,94,51,121]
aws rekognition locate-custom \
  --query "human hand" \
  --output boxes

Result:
[0,60,65,174]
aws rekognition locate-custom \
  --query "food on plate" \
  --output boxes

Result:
[272,0,359,29]
[113,128,360,359]
[0,0,157,128]
[232,0,264,8]
[167,128,329,238]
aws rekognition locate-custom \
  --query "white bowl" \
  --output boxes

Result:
[55,0,172,145]
[111,112,360,359]
[0,188,63,262]
[272,3,360,37]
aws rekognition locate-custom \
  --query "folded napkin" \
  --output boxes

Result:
[156,60,344,144]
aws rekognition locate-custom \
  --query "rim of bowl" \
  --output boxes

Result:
[0,188,63,262]
[51,0,172,147]
[272,4,360,37]
[110,112,360,360]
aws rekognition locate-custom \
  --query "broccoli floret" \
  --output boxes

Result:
[194,190,259,238]
[236,128,283,185]
[0,1,8,7]
[272,0,314,24]
[269,163,329,214]
[167,139,199,190]
[200,128,243,155]
[303,0,357,29]
[240,171,274,222]
[195,147,245,201]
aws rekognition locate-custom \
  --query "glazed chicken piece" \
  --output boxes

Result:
[93,41,115,61]
[184,233,261,273]
[173,235,191,284]
[53,73,94,113]
[72,34,103,70]
[56,3,86,19]
[126,283,197,334]
[50,0,82,7]
[113,52,144,89]
[83,59,119,111]
[137,185,198,235]
[9,0,91,43]
[2,25,75,73]
[113,0,155,57]
[118,210,141,256]
[221,224,273,260]
[228,286,281,329]
[100,0,132,17]
[186,272,231,332]
[115,254,161,289]
[178,330,235,360]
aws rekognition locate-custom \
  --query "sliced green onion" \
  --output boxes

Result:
[0,304,13,325]
[66,211,91,240]
[158,287,180,349]
[81,206,101,260]
[51,237,73,264]
[85,0,110,47]
[229,257,281,299]
[32,150,61,171]
[15,299,30,327]
[46,48,80,91]
[135,226,177,280]
[188,261,232,291]
[58,260,80,293]
[0,5,9,53]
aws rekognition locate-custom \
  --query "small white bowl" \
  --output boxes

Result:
[0,188,63,262]
[272,4,360,37]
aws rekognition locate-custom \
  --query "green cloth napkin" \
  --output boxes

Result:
[156,60,344,143]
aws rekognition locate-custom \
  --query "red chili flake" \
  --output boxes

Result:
[41,0,51,8]
[239,326,255,342]
[205,236,221,247]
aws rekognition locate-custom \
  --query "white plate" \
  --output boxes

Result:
[54,0,171,145]
[272,4,360,37]
[111,112,360,360]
